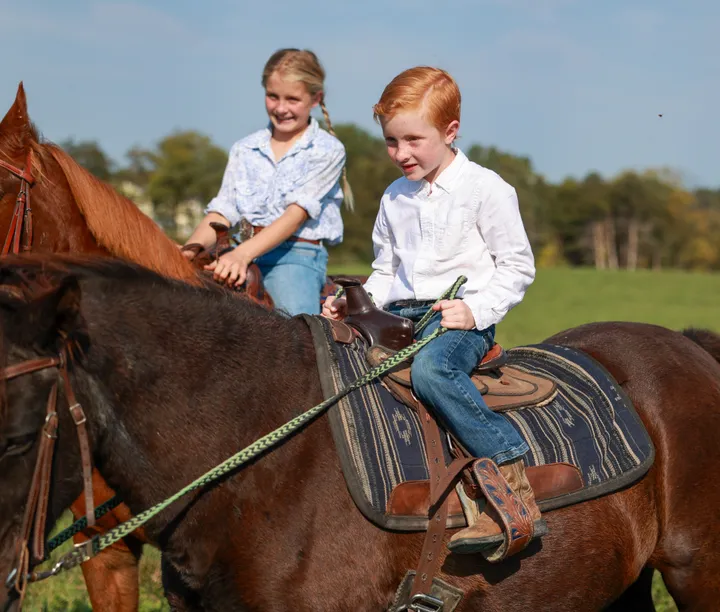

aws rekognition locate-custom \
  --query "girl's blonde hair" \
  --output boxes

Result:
[262,49,354,211]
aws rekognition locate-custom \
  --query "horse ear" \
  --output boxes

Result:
[49,275,86,342]
[0,82,30,145]
[21,274,87,351]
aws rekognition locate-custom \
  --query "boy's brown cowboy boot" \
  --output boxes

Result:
[448,457,548,555]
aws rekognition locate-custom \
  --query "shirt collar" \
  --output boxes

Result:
[429,147,467,194]
[242,117,320,160]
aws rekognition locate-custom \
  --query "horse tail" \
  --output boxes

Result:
[682,328,720,365]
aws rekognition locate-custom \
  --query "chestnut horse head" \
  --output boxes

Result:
[0,83,200,286]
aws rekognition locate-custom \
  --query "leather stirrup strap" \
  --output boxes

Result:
[410,400,474,599]
[60,360,96,528]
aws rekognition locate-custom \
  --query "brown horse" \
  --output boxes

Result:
[1,255,720,611]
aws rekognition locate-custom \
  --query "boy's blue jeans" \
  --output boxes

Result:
[385,301,529,465]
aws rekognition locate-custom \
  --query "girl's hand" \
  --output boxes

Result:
[322,296,348,320]
[432,299,476,330]
[204,246,252,287]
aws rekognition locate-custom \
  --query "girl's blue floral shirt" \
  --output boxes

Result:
[206,118,346,245]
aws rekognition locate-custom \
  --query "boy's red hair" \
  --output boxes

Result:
[373,67,461,131]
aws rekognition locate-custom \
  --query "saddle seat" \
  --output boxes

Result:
[367,343,558,413]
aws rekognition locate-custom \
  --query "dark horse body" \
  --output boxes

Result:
[1,257,719,611]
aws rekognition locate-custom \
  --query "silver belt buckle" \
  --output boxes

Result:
[238,218,254,242]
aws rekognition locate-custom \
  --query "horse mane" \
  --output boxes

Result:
[44,145,200,285]
[0,253,196,293]
[0,254,294,351]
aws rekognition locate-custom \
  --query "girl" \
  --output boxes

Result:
[183,48,353,315]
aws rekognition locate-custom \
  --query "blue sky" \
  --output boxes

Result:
[2,0,718,187]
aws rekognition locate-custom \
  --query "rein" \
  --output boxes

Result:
[0,151,35,255]
[5,276,467,606]
[1,346,95,607]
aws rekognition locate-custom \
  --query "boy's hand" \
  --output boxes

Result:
[322,296,348,320]
[432,299,475,330]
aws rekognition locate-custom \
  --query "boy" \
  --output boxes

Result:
[322,67,544,553]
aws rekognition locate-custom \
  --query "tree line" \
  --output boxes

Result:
[61,124,720,270]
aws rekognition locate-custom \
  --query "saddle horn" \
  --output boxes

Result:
[334,278,413,352]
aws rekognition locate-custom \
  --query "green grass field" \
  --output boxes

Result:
[25,266,720,610]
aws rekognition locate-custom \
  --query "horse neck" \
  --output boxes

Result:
[72,286,324,516]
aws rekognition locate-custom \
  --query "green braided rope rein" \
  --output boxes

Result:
[48,275,467,576]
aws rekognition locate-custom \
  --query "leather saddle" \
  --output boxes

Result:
[333,277,414,351]
[331,281,557,413]
[324,283,580,571]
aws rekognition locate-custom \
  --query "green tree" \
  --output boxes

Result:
[146,131,228,221]
[114,146,156,189]
[330,124,399,263]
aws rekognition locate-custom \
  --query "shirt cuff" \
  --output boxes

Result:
[286,193,322,219]
[205,199,240,226]
[469,305,503,332]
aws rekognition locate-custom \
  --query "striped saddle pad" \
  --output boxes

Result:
[304,316,655,532]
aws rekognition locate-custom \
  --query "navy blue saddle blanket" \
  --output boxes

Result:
[305,316,654,532]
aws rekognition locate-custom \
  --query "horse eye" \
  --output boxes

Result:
[6,440,34,456]
[0,434,35,460]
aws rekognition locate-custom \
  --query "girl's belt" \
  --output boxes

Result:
[251,225,321,245]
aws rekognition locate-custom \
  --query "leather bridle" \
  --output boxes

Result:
[1,346,95,605]
[0,151,35,256]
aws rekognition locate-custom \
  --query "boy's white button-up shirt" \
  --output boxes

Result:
[363,149,535,330]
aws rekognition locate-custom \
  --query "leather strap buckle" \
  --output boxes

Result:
[42,412,58,439]
[68,403,86,425]
[5,566,18,590]
[399,593,445,612]
[72,539,94,564]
